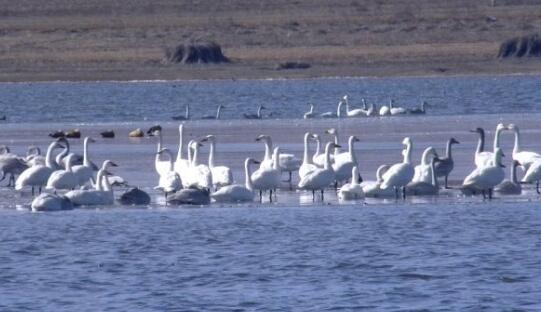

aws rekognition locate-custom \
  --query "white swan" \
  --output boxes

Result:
[343,95,372,117]
[173,124,190,176]
[508,123,541,170]
[155,148,182,197]
[25,146,45,167]
[72,137,96,186]
[475,123,507,168]
[299,132,318,179]
[379,100,391,116]
[31,193,73,211]
[362,164,394,197]
[406,157,439,195]
[212,158,259,203]
[46,153,79,192]
[303,104,316,119]
[495,160,521,195]
[0,147,28,187]
[16,140,64,195]
[255,135,301,180]
[312,134,335,166]
[380,137,415,198]
[412,147,438,184]
[147,125,170,176]
[251,147,282,202]
[244,105,266,119]
[65,160,118,206]
[320,101,344,118]
[338,166,364,200]
[202,104,224,120]
[201,135,233,188]
[520,159,541,193]
[389,100,407,115]
[183,140,212,189]
[298,142,338,200]
[462,148,505,199]
[325,128,341,157]
[333,136,360,185]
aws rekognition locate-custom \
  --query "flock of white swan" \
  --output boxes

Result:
[2,117,541,212]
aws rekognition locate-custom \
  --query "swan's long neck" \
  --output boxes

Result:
[163,149,174,171]
[208,140,216,168]
[421,148,431,165]
[493,128,504,151]
[192,144,200,166]
[324,144,333,170]
[155,131,163,168]
[352,167,360,185]
[45,143,56,168]
[176,126,184,161]
[66,155,73,173]
[332,133,339,157]
[264,137,273,162]
[430,159,438,188]
[404,142,412,164]
[187,145,193,166]
[272,148,280,170]
[376,165,386,183]
[309,105,314,114]
[302,133,312,165]
[389,100,394,109]
[476,130,485,154]
[257,106,263,118]
[245,159,254,190]
[314,136,321,157]
[446,140,453,158]
[95,169,104,191]
[102,170,112,193]
[348,137,358,164]
[362,98,367,110]
[337,102,343,117]
[344,98,350,113]
[216,106,222,119]
[513,129,521,154]
[56,147,68,166]
[83,138,90,167]
[185,104,190,119]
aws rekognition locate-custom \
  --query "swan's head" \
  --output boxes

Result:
[259,105,266,110]
[325,128,337,135]
[157,148,170,155]
[188,140,203,149]
[53,138,66,149]
[512,160,520,168]
[496,123,507,131]
[147,125,162,136]
[218,104,225,109]
[402,137,411,146]
[469,127,485,135]
[449,138,459,145]
[200,135,215,143]
[26,145,41,156]
[102,160,118,169]
[349,136,360,143]
[255,134,270,142]
[245,158,260,166]
[84,137,96,144]
[507,123,517,132]
[425,147,438,157]
[343,95,348,100]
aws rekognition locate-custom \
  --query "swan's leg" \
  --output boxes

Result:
[259,190,262,202]
[312,190,315,201]
[489,188,493,200]
[394,187,399,199]
[402,186,406,199]
[269,189,273,202]
[537,181,540,194]
[334,181,338,191]
[321,189,324,201]
[444,175,449,189]
[38,186,42,194]
[481,190,486,200]
[31,186,34,196]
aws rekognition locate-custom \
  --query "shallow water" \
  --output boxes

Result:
[1,75,541,310]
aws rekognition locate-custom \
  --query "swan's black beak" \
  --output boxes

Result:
[500,164,506,168]
[110,162,118,167]
[333,144,342,148]
[253,160,261,165]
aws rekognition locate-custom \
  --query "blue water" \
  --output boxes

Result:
[2,75,541,310]
[1,75,541,123]
[1,202,541,311]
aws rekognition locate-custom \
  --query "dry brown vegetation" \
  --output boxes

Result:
[1,0,541,81]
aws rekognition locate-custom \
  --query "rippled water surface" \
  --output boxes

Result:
[2,75,541,310]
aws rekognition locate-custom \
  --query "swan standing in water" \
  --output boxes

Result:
[184,141,213,190]
[474,123,507,168]
[343,95,372,117]
[71,137,96,186]
[298,142,339,200]
[46,153,79,192]
[0,147,28,187]
[16,140,64,195]
[172,104,190,121]
[255,134,301,183]
[251,147,282,202]
[338,166,364,200]
[380,137,415,199]
[154,148,182,198]
[54,138,87,170]
[244,105,266,119]
[65,160,118,206]
[200,135,233,189]
[25,146,45,167]
[333,136,361,186]
[495,160,521,195]
[31,193,73,211]
[412,147,438,184]
[508,123,541,170]
[202,105,224,120]
[433,138,459,188]
[362,164,394,197]
[462,148,505,199]
[520,158,541,194]
[147,125,171,177]
[406,157,439,195]
[304,104,316,119]
[320,101,344,118]
[174,124,190,177]
[212,158,259,203]
[299,132,318,179]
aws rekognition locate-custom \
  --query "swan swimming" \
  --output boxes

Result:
[244,105,266,119]
[462,148,505,199]
[172,104,190,120]
[304,104,316,119]
[338,166,364,200]
[212,158,259,203]
[320,101,344,118]
[389,100,408,115]
[343,95,372,117]
[380,137,415,198]
[408,101,427,115]
[298,142,339,200]
[16,140,64,195]
[200,135,233,188]
[202,104,224,120]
